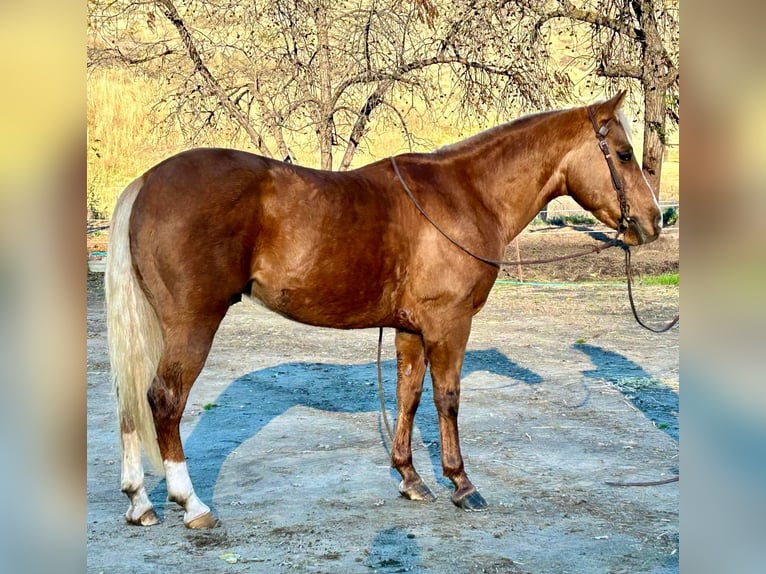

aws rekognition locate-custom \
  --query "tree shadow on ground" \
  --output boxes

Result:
[573,342,678,441]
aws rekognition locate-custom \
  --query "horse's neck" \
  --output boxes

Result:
[440,110,577,243]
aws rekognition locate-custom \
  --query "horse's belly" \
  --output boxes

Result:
[248,273,394,329]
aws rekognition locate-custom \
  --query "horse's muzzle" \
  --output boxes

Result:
[624,213,662,246]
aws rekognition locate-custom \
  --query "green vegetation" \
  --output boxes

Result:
[638,273,678,286]
[546,214,598,226]
[662,206,679,226]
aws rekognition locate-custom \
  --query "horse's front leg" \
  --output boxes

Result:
[391,330,435,501]
[425,318,488,511]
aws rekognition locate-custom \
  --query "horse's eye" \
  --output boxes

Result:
[617,149,633,162]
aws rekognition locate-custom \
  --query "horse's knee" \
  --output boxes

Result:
[433,388,460,418]
[396,334,426,387]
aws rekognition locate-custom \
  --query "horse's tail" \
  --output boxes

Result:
[105,177,165,474]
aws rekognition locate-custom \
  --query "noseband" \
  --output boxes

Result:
[586,106,631,234]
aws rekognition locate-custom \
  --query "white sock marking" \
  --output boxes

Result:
[164,460,211,522]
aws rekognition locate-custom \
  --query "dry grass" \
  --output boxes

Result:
[661,143,680,204]
[87,68,186,217]
[86,66,490,217]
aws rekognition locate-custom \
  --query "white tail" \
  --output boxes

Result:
[105,177,165,473]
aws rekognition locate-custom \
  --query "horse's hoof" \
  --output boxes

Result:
[399,479,437,502]
[453,489,488,512]
[126,508,160,526]
[184,510,218,529]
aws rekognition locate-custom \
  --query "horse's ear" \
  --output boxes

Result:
[596,90,627,122]
[611,90,627,109]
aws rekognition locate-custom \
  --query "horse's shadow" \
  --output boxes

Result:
[574,342,678,441]
[151,348,542,506]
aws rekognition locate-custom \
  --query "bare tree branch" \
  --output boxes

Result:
[332,55,529,109]
[598,60,642,80]
[338,80,394,171]
[534,0,640,40]
[154,0,272,156]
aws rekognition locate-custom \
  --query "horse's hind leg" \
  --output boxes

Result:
[391,330,435,502]
[149,314,224,528]
[121,421,159,525]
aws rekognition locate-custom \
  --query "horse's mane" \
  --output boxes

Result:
[434,110,557,155]
[434,102,633,156]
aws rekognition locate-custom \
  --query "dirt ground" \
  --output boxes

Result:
[86,229,678,574]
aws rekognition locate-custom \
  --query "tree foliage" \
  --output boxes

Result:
[88,0,572,170]
[88,0,678,192]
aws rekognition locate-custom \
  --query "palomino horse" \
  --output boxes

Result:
[105,91,662,528]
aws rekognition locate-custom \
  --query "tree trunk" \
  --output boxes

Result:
[634,0,669,199]
[316,4,334,170]
[640,83,665,198]
[338,80,393,171]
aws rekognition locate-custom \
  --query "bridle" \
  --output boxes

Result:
[586,106,631,234]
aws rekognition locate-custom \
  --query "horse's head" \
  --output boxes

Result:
[566,91,662,246]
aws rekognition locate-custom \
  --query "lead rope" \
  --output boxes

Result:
[377,327,395,446]
[374,253,679,448]
[624,247,680,333]
[390,157,622,266]
[376,157,624,446]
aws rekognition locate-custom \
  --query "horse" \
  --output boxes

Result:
[105,91,662,528]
